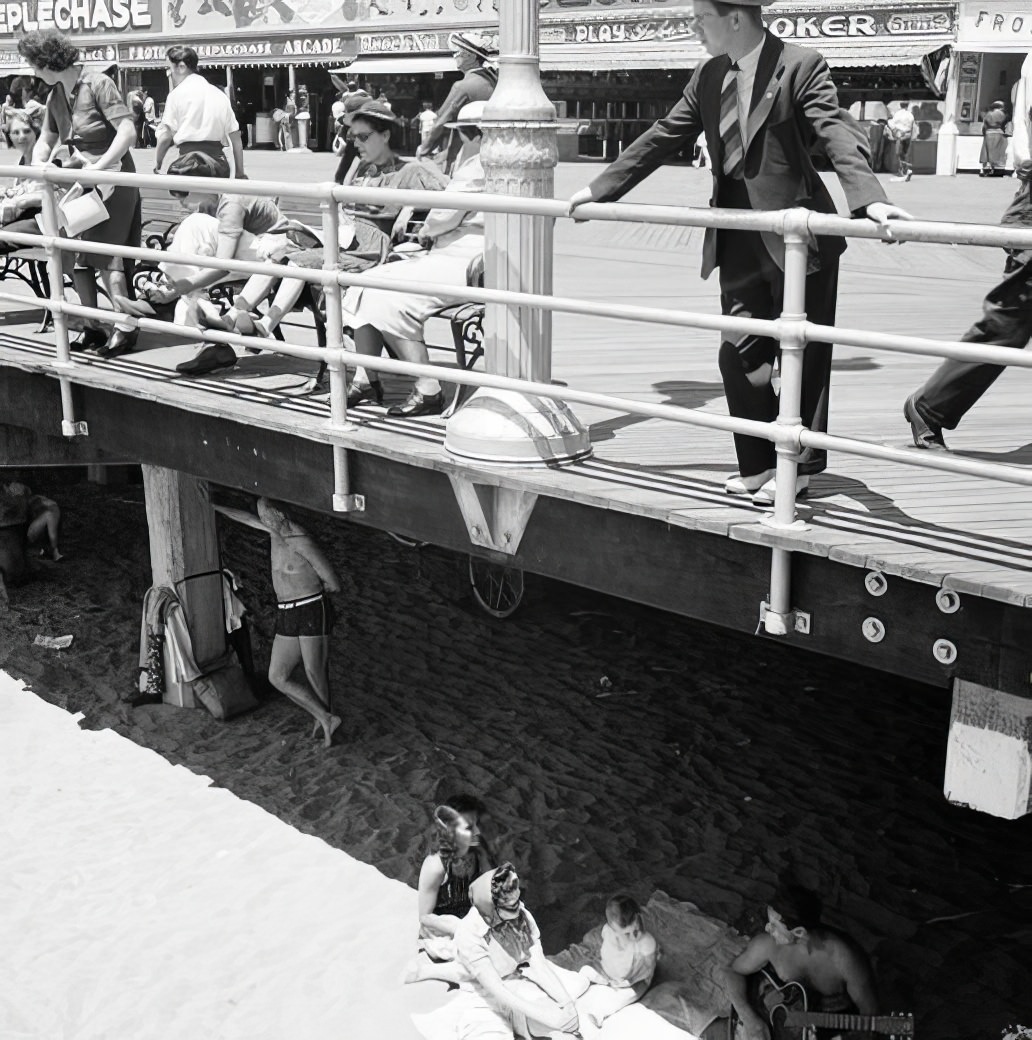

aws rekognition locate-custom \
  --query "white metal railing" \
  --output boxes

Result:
[2,164,1031,635]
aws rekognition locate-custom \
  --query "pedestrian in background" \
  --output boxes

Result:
[154,45,245,179]
[980,100,1010,177]
[416,31,498,172]
[887,101,915,181]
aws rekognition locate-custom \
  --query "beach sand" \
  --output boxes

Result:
[2,472,1030,1039]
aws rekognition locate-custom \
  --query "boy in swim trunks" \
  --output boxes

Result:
[215,497,342,747]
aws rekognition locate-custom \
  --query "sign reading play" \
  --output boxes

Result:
[0,0,153,33]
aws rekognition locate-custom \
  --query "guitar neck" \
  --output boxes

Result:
[782,1010,914,1036]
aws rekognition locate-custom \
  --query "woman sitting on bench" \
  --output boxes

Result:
[0,110,47,251]
[340,100,486,417]
[199,99,448,355]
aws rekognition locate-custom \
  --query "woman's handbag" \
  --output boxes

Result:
[57,182,113,236]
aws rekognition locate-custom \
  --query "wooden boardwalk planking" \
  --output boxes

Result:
[3,168,1031,607]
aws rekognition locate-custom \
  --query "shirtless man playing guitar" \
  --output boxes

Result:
[723,882,879,1040]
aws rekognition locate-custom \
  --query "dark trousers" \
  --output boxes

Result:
[915,258,1032,430]
[716,229,839,478]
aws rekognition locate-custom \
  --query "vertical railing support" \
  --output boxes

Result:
[40,175,86,439]
[763,208,811,637]
[321,191,364,514]
[444,0,591,466]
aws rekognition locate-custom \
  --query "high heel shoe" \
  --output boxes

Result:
[98,329,138,358]
[387,388,444,418]
[346,380,384,408]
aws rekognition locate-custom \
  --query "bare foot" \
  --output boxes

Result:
[323,714,342,748]
[51,548,64,562]
[312,719,320,739]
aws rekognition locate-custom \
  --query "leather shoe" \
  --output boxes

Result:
[752,474,810,506]
[387,388,444,418]
[98,328,138,358]
[71,326,108,353]
[175,342,237,376]
[724,467,775,497]
[347,380,384,408]
[904,395,947,451]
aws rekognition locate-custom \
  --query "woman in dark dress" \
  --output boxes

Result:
[18,28,141,357]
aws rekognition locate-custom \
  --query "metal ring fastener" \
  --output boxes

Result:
[862,617,885,643]
[932,638,958,665]
[935,589,961,614]
[864,571,888,597]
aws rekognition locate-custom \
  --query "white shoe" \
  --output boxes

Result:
[751,474,810,506]
[724,467,775,496]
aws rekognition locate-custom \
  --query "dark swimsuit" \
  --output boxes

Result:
[275,592,335,637]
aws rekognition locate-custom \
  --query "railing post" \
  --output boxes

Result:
[763,208,811,637]
[39,175,85,439]
[444,0,590,466]
[321,190,364,515]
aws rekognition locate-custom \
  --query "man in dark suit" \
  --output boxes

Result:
[569,0,911,505]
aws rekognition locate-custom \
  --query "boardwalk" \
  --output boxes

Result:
[1,156,1027,603]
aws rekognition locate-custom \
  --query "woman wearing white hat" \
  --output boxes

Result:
[342,99,488,417]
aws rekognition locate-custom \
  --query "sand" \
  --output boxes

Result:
[1,473,1030,1039]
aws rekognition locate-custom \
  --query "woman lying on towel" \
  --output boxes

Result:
[198,99,449,364]
[403,800,494,986]
[338,99,486,417]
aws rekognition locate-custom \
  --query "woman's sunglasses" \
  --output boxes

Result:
[346,130,378,144]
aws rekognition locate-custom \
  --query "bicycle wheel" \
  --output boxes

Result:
[468,556,524,619]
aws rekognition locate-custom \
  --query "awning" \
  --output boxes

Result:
[331,56,456,76]
[820,41,941,68]
[540,44,703,72]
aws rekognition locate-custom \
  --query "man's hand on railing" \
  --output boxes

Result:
[864,201,914,241]
[567,186,595,222]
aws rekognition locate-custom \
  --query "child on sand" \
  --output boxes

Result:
[562,894,659,1029]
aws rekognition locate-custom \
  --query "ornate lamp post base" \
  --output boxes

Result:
[445,388,591,465]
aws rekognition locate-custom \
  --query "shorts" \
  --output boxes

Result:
[275,592,335,637]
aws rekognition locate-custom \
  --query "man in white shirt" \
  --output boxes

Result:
[154,45,244,179]
[887,102,916,181]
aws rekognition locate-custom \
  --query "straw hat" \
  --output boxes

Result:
[348,98,402,128]
[448,31,498,62]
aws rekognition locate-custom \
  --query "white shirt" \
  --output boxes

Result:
[733,38,765,131]
[888,108,915,140]
[159,73,239,145]
[417,109,436,131]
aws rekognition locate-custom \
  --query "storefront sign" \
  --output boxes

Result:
[0,0,155,35]
[767,8,953,40]
[123,35,346,61]
[549,17,696,44]
[958,2,1032,44]
[358,30,449,53]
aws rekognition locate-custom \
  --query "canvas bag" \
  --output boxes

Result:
[188,659,258,721]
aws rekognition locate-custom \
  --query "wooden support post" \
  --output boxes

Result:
[944,679,1032,819]
[141,466,226,708]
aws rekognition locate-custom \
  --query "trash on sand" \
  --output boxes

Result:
[34,634,74,650]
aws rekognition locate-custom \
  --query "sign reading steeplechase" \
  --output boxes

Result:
[0,0,153,33]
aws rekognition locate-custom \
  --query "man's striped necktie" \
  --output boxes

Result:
[719,63,744,178]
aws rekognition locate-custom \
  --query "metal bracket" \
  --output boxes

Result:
[448,476,538,556]
[61,419,88,438]
[759,600,811,636]
[332,493,365,513]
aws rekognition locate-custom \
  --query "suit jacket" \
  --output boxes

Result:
[588,33,888,279]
